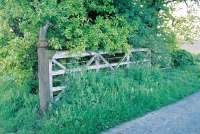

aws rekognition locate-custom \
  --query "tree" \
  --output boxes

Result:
[169,2,200,43]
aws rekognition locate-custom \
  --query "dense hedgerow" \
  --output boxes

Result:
[0,0,178,81]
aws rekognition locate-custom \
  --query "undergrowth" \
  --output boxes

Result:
[0,65,200,134]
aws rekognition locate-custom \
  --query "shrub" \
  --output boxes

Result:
[193,54,200,64]
[171,50,194,67]
[0,0,177,83]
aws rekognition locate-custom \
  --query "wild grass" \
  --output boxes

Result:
[0,65,200,134]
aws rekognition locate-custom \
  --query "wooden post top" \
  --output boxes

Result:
[38,21,51,48]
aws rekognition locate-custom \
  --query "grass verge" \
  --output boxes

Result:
[0,65,200,134]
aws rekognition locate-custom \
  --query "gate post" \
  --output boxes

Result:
[37,22,51,112]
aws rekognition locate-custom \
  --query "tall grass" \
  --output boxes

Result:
[0,65,200,134]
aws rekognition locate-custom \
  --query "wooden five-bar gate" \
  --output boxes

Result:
[37,23,151,112]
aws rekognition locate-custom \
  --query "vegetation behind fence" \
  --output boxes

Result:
[0,0,178,87]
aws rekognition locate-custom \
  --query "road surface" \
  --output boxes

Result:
[102,91,200,134]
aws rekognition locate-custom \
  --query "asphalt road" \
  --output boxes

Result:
[181,40,200,54]
[102,91,200,134]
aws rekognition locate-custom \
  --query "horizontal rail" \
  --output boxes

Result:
[51,62,131,75]
[52,86,66,92]
[51,60,151,76]
[52,48,150,59]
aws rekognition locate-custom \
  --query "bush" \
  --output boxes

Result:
[0,0,177,85]
[172,50,194,67]
[194,54,200,64]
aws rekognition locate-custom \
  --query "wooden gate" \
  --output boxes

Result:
[49,48,151,100]
[38,48,151,111]
[37,23,151,112]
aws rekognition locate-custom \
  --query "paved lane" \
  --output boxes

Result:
[102,91,200,134]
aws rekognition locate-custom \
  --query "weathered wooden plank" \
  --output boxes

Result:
[38,48,51,112]
[95,54,100,71]
[52,61,133,75]
[126,55,130,68]
[131,48,149,52]
[116,54,128,69]
[53,51,106,59]
[52,70,66,76]
[52,86,66,92]
[49,59,54,100]
[51,59,151,76]
[52,48,150,59]
[38,22,52,112]
[52,59,66,70]
[86,55,96,66]
[98,54,115,70]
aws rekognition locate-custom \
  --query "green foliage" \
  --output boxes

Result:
[169,2,200,43]
[172,50,194,67]
[0,0,130,51]
[125,0,177,67]
[174,15,200,42]
[194,54,200,64]
[0,66,200,133]
[0,1,199,133]
[0,75,38,133]
[0,0,179,79]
